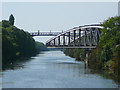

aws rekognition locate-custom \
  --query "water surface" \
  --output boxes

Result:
[2,51,118,88]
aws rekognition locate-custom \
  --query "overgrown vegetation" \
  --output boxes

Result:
[64,48,85,61]
[88,16,120,83]
[1,15,46,70]
[64,16,120,83]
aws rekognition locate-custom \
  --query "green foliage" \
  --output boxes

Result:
[64,16,120,83]
[88,16,120,83]
[2,16,43,70]
[9,14,15,26]
[100,45,112,62]
[35,42,47,52]
[88,47,103,70]
[2,20,11,28]
[99,16,120,47]
[64,48,85,61]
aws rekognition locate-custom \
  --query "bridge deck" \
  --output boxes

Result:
[47,46,96,49]
[30,32,62,36]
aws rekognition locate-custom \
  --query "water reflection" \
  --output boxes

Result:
[3,52,47,71]
[3,58,30,71]
[2,51,118,88]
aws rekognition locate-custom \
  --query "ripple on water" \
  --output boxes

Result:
[2,51,119,88]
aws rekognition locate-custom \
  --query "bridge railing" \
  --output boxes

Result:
[30,32,62,36]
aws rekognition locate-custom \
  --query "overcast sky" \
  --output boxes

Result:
[2,2,118,32]
[2,2,118,43]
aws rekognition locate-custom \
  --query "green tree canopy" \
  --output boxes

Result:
[9,14,15,26]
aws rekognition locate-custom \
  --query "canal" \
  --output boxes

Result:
[2,50,118,88]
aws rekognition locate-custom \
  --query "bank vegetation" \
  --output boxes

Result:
[64,16,120,83]
[1,15,46,70]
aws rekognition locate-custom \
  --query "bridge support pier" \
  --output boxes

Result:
[85,53,88,68]
[84,49,89,71]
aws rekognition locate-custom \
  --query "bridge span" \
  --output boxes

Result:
[30,31,62,36]
[29,24,103,49]
[30,24,103,68]
[46,24,103,49]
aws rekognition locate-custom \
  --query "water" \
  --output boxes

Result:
[2,51,118,88]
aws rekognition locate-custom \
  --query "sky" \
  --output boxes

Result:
[2,2,118,32]
[1,0,120,2]
[1,2,118,43]
[118,1,120,16]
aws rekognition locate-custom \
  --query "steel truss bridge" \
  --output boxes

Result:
[30,24,103,49]
[30,24,103,67]
[46,24,103,48]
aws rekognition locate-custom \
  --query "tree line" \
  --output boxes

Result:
[1,14,45,70]
[64,16,120,83]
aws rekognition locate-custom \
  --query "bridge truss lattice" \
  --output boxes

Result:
[46,25,103,48]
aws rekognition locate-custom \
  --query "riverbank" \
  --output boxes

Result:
[1,15,47,70]
[64,16,120,83]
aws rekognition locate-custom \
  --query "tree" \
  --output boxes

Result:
[9,14,15,26]
[2,20,10,28]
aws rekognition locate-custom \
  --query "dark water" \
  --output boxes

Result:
[2,51,119,88]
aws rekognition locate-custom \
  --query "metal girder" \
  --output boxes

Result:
[46,25,103,49]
